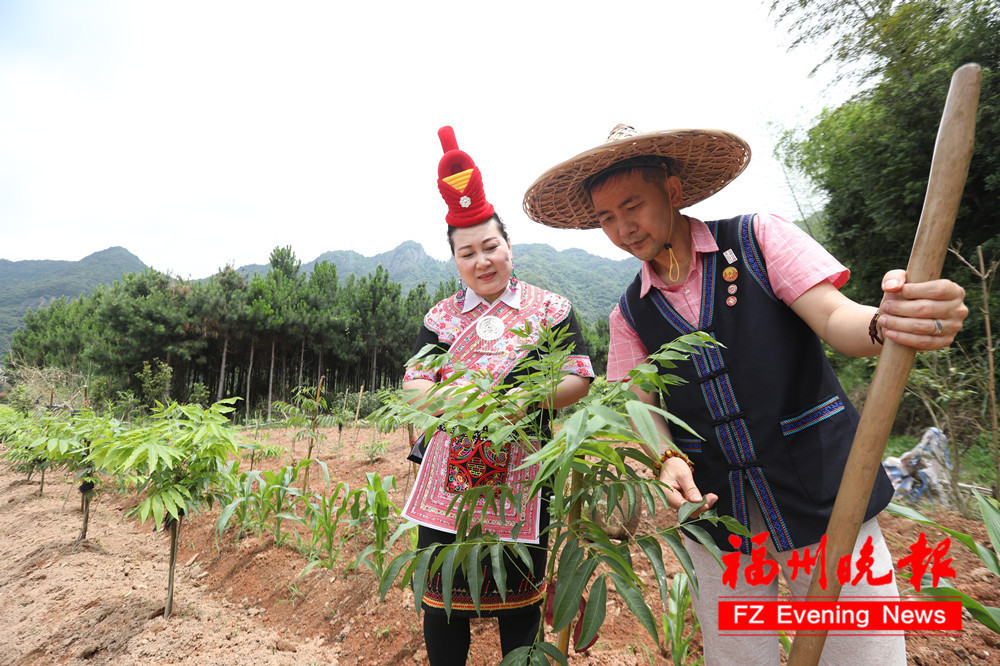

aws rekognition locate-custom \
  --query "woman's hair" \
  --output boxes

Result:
[446,214,509,255]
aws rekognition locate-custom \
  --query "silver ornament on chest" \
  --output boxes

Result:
[476,315,504,341]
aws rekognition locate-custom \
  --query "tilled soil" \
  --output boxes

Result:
[1,425,997,665]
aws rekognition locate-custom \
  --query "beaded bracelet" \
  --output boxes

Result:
[869,309,884,345]
[654,447,694,473]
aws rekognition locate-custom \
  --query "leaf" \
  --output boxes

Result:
[644,403,701,441]
[167,487,189,514]
[498,645,531,666]
[533,641,569,666]
[605,483,619,517]
[972,489,1000,569]
[609,571,659,646]
[635,536,670,608]
[625,401,662,452]
[137,497,152,525]
[121,442,148,472]
[301,559,325,577]
[379,551,416,601]
[591,540,638,582]
[386,520,414,551]
[622,483,637,520]
[552,557,598,633]
[160,490,178,520]
[557,536,583,569]
[559,409,590,455]
[410,548,435,612]
[147,442,159,471]
[490,543,508,602]
[510,543,534,574]
[151,493,165,528]
[638,482,657,517]
[574,572,607,651]
[915,582,1000,634]
[661,531,700,596]
[678,499,709,525]
[438,546,459,620]
[886,502,999,578]
[464,543,483,614]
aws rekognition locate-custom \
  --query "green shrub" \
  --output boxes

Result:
[337,388,394,421]
[4,385,35,414]
[186,382,210,408]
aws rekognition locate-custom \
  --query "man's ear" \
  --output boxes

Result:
[665,175,684,207]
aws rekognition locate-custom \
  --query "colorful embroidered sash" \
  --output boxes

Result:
[446,431,510,492]
[402,292,546,543]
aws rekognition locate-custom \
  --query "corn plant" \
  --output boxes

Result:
[299,481,361,574]
[346,472,406,578]
[661,573,702,665]
[374,324,745,663]
[88,398,244,618]
[255,460,311,547]
[216,462,266,540]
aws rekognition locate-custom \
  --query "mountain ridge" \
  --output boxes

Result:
[1,243,639,356]
[0,247,149,353]
[227,241,639,322]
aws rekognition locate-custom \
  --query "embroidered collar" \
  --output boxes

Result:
[638,217,719,297]
[460,280,522,313]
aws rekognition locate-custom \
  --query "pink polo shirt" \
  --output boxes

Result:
[606,213,849,382]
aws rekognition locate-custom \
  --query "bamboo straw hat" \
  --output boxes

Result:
[523,124,751,229]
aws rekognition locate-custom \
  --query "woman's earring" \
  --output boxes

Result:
[509,271,518,294]
[456,278,465,303]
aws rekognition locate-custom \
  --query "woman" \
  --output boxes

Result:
[401,127,594,664]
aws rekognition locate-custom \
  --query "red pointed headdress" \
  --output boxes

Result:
[437,126,495,227]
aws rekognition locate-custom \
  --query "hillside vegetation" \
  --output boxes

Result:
[0,247,147,353]
[234,240,638,323]
[0,242,636,363]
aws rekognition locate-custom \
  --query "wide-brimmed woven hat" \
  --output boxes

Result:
[523,124,751,229]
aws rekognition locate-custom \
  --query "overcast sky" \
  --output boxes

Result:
[0,0,846,279]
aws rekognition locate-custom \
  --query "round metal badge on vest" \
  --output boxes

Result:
[727,284,738,295]
[726,295,738,307]
[723,267,739,282]
[476,315,504,341]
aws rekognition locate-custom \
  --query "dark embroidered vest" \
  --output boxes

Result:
[619,215,894,553]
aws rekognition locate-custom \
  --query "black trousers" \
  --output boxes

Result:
[423,607,541,665]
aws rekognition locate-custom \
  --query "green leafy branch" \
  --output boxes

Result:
[88,398,245,618]
[886,488,1000,634]
[373,324,746,660]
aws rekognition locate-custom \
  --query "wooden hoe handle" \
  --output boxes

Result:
[787,63,982,666]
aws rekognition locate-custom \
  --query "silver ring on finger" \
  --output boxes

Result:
[932,319,944,336]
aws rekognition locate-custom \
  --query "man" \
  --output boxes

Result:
[523,125,968,664]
